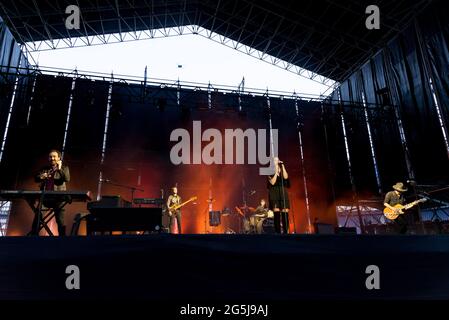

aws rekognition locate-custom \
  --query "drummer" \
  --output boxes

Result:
[254,199,269,217]
[250,199,272,233]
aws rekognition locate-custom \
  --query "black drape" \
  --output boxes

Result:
[327,0,449,195]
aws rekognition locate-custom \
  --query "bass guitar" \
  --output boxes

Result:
[168,196,197,216]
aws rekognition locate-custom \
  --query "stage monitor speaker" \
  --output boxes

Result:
[314,223,335,234]
[335,227,357,235]
[161,209,170,233]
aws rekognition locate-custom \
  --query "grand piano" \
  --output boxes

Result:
[85,195,164,235]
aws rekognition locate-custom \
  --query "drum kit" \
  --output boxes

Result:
[229,205,275,234]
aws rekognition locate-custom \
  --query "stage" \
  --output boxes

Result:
[1,234,449,300]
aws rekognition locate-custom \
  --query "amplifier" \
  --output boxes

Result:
[209,211,221,226]
[314,223,335,234]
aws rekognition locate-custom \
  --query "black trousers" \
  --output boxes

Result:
[169,210,182,234]
[274,211,289,234]
[31,204,66,236]
[392,215,408,234]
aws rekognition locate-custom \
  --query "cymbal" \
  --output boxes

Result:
[238,206,255,211]
[234,206,244,217]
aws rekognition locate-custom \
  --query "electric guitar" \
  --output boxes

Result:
[383,198,427,220]
[168,196,197,216]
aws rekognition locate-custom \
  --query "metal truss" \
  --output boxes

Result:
[194,26,336,89]
[336,204,386,230]
[198,0,433,82]
[20,24,337,91]
[22,25,193,51]
[0,201,11,236]
[0,64,326,103]
[421,206,449,222]
[0,0,434,92]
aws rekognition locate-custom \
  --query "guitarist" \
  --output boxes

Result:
[167,186,182,234]
[383,182,408,234]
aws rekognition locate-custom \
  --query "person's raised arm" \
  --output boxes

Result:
[54,164,70,184]
[281,163,288,180]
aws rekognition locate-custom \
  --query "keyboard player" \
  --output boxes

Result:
[31,149,70,236]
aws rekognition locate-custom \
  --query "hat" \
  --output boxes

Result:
[392,182,407,192]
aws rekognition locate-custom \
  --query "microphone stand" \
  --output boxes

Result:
[410,182,425,234]
[35,177,47,236]
[409,181,448,234]
[279,163,288,234]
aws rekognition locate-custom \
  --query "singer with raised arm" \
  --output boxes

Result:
[268,157,290,234]
[31,149,70,236]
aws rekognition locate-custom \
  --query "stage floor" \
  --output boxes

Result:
[1,234,449,300]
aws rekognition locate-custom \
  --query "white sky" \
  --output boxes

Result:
[28,33,334,97]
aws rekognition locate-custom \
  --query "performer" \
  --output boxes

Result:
[254,199,269,217]
[167,186,182,234]
[268,157,290,234]
[247,199,266,233]
[384,182,408,234]
[252,199,273,234]
[31,149,70,236]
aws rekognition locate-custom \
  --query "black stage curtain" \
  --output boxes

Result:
[0,74,71,189]
[300,100,335,224]
[0,17,30,170]
[328,0,449,196]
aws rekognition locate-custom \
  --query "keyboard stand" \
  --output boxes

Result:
[26,194,71,236]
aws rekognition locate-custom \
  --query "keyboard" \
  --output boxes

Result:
[0,190,92,202]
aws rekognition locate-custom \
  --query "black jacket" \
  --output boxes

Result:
[35,165,70,191]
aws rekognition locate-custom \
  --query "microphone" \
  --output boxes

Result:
[100,178,110,183]
[407,180,417,186]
